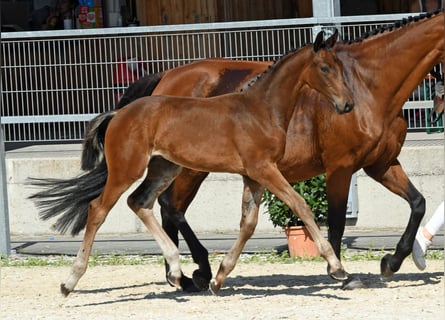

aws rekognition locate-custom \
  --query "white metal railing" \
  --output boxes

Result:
[1,14,443,145]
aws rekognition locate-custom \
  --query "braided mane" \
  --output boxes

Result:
[347,9,441,44]
[240,9,442,90]
[240,45,309,91]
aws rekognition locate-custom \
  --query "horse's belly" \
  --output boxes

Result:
[151,148,245,174]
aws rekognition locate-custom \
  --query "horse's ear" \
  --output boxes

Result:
[325,29,338,49]
[313,31,325,52]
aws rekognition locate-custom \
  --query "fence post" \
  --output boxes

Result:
[311,0,341,39]
[312,0,341,18]
[0,124,11,256]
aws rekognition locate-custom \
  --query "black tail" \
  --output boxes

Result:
[28,161,108,236]
[29,73,163,235]
[116,72,163,109]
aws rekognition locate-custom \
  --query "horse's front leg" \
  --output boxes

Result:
[326,169,366,289]
[364,161,425,277]
[159,169,212,292]
[251,164,348,282]
[325,169,351,259]
[210,176,263,294]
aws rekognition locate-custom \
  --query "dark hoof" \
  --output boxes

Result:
[60,283,71,297]
[341,276,367,290]
[380,254,395,278]
[209,279,220,295]
[329,269,349,281]
[180,275,202,293]
[192,270,210,291]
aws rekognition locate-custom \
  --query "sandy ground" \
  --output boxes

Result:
[1,259,443,320]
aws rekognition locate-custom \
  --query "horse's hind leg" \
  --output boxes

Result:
[210,176,263,294]
[364,162,425,277]
[158,169,212,292]
[127,156,184,288]
[61,174,135,296]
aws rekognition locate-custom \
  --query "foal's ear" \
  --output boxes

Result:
[313,31,325,52]
[325,29,339,49]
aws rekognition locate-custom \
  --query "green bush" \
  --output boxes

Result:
[262,174,328,228]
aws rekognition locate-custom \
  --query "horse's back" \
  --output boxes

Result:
[152,59,271,97]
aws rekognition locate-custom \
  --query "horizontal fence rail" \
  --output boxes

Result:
[1,14,443,145]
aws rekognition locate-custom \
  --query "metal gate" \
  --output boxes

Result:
[1,13,443,145]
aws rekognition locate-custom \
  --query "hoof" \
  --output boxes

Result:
[166,272,181,288]
[209,279,221,295]
[60,283,71,297]
[328,268,349,281]
[180,276,202,293]
[341,276,367,290]
[380,254,395,278]
[192,270,210,291]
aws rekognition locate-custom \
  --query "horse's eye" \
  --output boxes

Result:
[321,66,329,74]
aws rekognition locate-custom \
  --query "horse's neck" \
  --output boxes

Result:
[247,48,310,123]
[339,12,444,115]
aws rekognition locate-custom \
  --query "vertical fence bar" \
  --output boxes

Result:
[0,123,11,256]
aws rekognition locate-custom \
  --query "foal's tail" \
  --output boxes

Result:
[81,72,163,171]
[28,161,108,236]
[81,111,116,171]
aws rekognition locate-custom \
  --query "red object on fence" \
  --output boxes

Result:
[113,58,146,103]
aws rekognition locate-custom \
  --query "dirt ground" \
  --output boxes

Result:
[1,259,443,320]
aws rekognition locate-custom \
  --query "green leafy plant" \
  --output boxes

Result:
[262,174,328,228]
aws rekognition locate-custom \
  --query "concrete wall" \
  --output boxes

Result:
[5,140,444,236]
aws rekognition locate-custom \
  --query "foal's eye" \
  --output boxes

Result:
[321,66,329,74]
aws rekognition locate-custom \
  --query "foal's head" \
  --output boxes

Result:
[306,30,354,114]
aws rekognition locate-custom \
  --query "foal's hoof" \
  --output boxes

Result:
[192,270,210,291]
[341,276,367,290]
[328,268,349,281]
[60,283,72,297]
[380,254,396,278]
[209,279,221,295]
[166,272,181,288]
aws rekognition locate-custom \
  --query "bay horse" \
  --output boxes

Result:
[30,31,354,296]
[108,10,443,293]
[116,10,445,292]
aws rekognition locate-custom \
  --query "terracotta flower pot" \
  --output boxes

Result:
[284,226,320,258]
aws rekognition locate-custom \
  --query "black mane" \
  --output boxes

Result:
[347,9,440,44]
[240,45,309,91]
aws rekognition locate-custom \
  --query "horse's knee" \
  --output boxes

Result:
[411,193,426,218]
[240,214,258,236]
[87,201,108,227]
[128,181,159,211]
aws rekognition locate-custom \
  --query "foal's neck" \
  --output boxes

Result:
[245,47,312,124]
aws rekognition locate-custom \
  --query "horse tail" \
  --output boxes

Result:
[28,161,108,236]
[116,72,163,109]
[81,111,116,171]
[81,72,163,171]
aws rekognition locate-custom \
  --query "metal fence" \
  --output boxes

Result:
[1,14,443,145]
